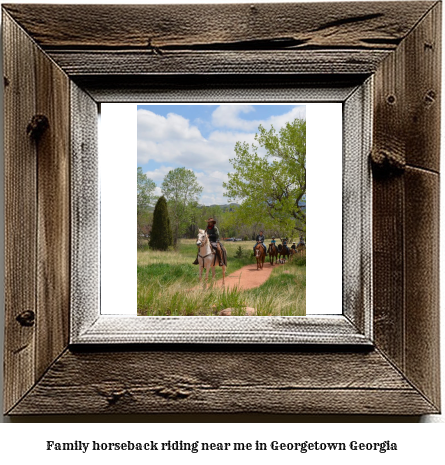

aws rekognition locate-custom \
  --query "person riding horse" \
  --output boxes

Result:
[193,218,225,265]
[253,231,267,256]
[282,237,290,253]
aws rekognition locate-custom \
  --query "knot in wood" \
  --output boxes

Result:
[27,115,49,141]
[16,310,35,327]
[370,148,405,178]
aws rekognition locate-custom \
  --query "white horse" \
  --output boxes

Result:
[196,229,225,286]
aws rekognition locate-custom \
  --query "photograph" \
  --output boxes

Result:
[137,104,306,317]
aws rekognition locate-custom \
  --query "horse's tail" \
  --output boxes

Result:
[277,244,282,252]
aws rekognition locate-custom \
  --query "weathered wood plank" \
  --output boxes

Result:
[9,349,438,415]
[47,50,391,76]
[3,2,435,50]
[371,4,441,410]
[76,74,364,103]
[404,2,441,172]
[343,81,372,336]
[372,43,406,370]
[70,83,99,340]
[404,168,440,410]
[35,45,71,380]
[3,12,37,414]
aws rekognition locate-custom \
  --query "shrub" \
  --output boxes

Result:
[234,245,244,259]
[293,256,306,266]
[149,196,172,251]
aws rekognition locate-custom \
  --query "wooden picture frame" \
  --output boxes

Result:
[2,2,440,415]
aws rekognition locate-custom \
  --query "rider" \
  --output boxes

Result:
[297,235,306,247]
[193,217,224,265]
[282,237,289,253]
[291,241,296,251]
[269,236,277,253]
[254,230,267,256]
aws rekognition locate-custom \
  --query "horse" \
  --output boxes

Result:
[296,243,306,257]
[268,243,278,265]
[277,243,291,262]
[196,229,226,286]
[254,242,266,270]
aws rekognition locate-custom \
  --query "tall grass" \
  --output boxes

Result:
[137,239,305,316]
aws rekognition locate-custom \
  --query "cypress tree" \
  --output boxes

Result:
[149,196,172,250]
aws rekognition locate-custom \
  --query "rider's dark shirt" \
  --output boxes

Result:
[256,234,265,243]
[206,225,219,242]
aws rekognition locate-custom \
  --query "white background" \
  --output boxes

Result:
[0,0,444,459]
[100,102,342,315]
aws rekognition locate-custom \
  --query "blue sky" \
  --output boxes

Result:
[137,104,306,205]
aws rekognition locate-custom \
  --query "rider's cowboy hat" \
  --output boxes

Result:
[207,217,216,224]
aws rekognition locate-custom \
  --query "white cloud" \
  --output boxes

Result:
[138,106,306,205]
[194,170,229,205]
[211,105,306,132]
[138,109,203,142]
[138,109,258,172]
[144,166,176,183]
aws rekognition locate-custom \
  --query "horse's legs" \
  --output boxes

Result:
[211,265,216,280]
[222,265,225,285]
[199,265,203,281]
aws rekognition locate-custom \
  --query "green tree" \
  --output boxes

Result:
[223,118,306,236]
[149,196,172,251]
[161,167,203,246]
[137,167,156,214]
[137,167,157,247]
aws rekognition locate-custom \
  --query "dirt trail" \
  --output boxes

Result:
[197,261,284,290]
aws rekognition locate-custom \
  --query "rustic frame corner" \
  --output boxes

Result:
[3,2,441,416]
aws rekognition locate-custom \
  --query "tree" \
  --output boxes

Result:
[137,167,157,247]
[149,196,172,250]
[223,118,306,237]
[161,167,203,245]
[137,167,156,214]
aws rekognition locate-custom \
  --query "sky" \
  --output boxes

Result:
[137,104,306,205]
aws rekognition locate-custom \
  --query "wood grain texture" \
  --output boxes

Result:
[372,4,441,411]
[75,74,364,103]
[3,2,435,50]
[372,33,405,369]
[35,44,71,380]
[342,81,372,336]
[404,167,440,409]
[46,50,390,77]
[372,175,405,370]
[8,349,438,415]
[3,12,37,414]
[404,2,441,172]
[70,83,99,340]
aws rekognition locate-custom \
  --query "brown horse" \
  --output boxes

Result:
[254,243,266,270]
[296,243,306,257]
[277,243,291,262]
[268,243,278,265]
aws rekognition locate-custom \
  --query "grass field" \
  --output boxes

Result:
[137,239,305,316]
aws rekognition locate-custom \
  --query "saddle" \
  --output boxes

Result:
[210,242,227,267]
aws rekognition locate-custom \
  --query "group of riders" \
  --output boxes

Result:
[254,231,305,256]
[193,217,305,265]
